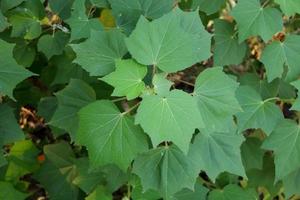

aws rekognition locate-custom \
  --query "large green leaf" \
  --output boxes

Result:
[133,145,199,199]
[0,0,24,12]
[213,19,247,66]
[260,35,300,82]
[49,79,96,139]
[49,0,74,20]
[100,59,147,100]
[193,67,241,131]
[208,184,257,200]
[275,0,300,16]
[77,100,148,171]
[0,181,28,200]
[136,89,203,153]
[126,9,209,73]
[13,41,36,67]
[231,0,283,42]
[66,0,103,41]
[188,127,245,181]
[0,39,34,99]
[192,0,225,15]
[72,30,128,76]
[262,119,300,180]
[0,104,24,146]
[235,86,283,135]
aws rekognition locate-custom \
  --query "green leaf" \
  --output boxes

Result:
[72,30,128,76]
[260,35,300,82]
[13,41,36,67]
[188,127,246,181]
[275,0,300,16]
[0,39,34,99]
[38,31,69,59]
[262,119,300,180]
[0,10,9,32]
[49,79,96,139]
[152,73,173,96]
[231,0,283,42]
[208,184,257,200]
[235,86,283,135]
[85,186,112,200]
[100,59,147,100]
[282,169,300,198]
[133,145,199,199]
[192,0,225,15]
[174,180,209,200]
[90,0,109,8]
[213,19,247,66]
[126,9,209,73]
[77,100,148,171]
[136,89,203,153]
[241,137,264,170]
[66,0,103,41]
[1,0,25,12]
[0,104,24,146]
[49,0,74,20]
[0,181,28,200]
[291,80,300,111]
[193,67,241,131]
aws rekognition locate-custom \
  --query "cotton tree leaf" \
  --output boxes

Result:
[0,104,24,146]
[275,0,300,16]
[126,9,208,73]
[77,100,148,171]
[208,184,257,200]
[262,119,300,181]
[135,89,203,153]
[49,0,74,20]
[0,10,9,32]
[0,39,35,99]
[235,86,283,135]
[49,79,96,139]
[0,0,25,12]
[152,73,173,96]
[291,80,300,111]
[109,0,174,34]
[231,0,283,42]
[72,30,127,76]
[260,35,300,82]
[133,145,199,199]
[13,41,36,67]
[66,0,103,41]
[282,169,300,198]
[188,127,246,181]
[38,31,69,59]
[213,19,247,66]
[100,59,147,100]
[174,180,209,200]
[0,181,28,200]
[192,0,225,15]
[85,186,112,200]
[193,67,241,131]
[241,137,265,171]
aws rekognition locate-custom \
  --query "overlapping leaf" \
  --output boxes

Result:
[275,0,300,16]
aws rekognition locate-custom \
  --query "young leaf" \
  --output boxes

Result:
[291,80,300,110]
[152,73,173,96]
[100,59,147,100]
[126,9,207,73]
[235,86,283,135]
[71,30,128,76]
[38,31,69,59]
[213,19,247,66]
[193,67,241,131]
[231,0,283,42]
[49,79,96,139]
[208,184,257,200]
[77,100,148,171]
[133,145,199,199]
[0,181,28,200]
[135,89,203,153]
[275,0,300,16]
[260,35,300,82]
[0,39,34,99]
[188,127,246,181]
[262,119,300,181]
[192,0,225,15]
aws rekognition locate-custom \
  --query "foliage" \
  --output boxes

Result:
[0,0,300,199]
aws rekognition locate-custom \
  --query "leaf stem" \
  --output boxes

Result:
[122,102,141,115]
[112,97,127,102]
[172,77,195,87]
[262,0,270,8]
[127,183,131,199]
[263,97,279,103]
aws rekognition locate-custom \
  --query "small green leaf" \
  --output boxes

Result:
[77,100,148,171]
[241,137,265,170]
[192,0,225,15]
[213,19,247,66]
[38,31,69,59]
[152,73,173,96]
[235,86,283,135]
[0,181,28,200]
[231,0,283,42]
[72,30,128,76]
[13,41,36,67]
[0,10,9,32]
[136,89,203,153]
[49,0,74,20]
[133,145,199,199]
[174,180,209,200]
[275,0,300,16]
[85,186,112,200]
[100,59,147,100]
[208,184,257,200]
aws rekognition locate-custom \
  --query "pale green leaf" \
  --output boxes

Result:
[231,0,283,42]
[135,89,203,153]
[152,73,173,96]
[77,100,148,171]
[100,59,147,100]
[275,0,300,16]
[72,30,128,76]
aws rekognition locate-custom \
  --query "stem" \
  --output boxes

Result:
[172,77,194,87]
[122,102,140,115]
[112,97,127,102]
[164,141,168,147]
[262,0,270,8]
[88,6,95,18]
[127,183,131,199]
[264,97,280,103]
